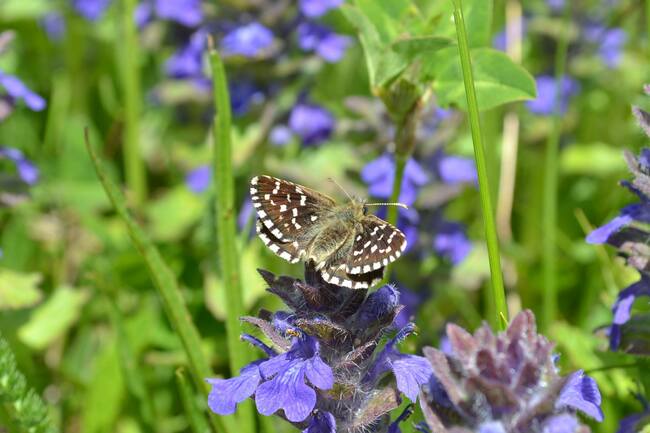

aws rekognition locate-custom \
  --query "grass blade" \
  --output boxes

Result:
[176,368,211,433]
[451,0,509,330]
[83,130,234,433]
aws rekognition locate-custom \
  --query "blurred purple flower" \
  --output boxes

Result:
[288,102,335,146]
[366,324,433,402]
[156,0,202,26]
[526,75,578,116]
[41,12,66,41]
[586,203,650,244]
[207,361,263,415]
[229,81,264,116]
[392,283,421,330]
[303,411,336,433]
[585,26,626,68]
[492,19,528,52]
[433,152,477,185]
[73,0,112,20]
[417,107,452,141]
[165,29,205,79]
[433,221,471,265]
[547,0,565,12]
[0,146,39,185]
[221,22,274,58]
[299,0,343,18]
[0,71,46,112]
[361,154,429,206]
[556,370,604,422]
[185,165,211,193]
[608,276,650,350]
[238,198,255,234]
[617,395,650,433]
[255,336,334,422]
[270,125,293,146]
[296,22,351,63]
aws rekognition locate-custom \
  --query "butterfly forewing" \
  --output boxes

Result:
[346,215,407,275]
[250,175,334,241]
[255,221,301,263]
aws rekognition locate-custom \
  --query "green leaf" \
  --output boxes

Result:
[429,47,536,111]
[0,0,51,19]
[18,286,89,350]
[420,0,493,47]
[0,269,42,310]
[145,187,205,242]
[391,36,455,62]
[561,143,627,175]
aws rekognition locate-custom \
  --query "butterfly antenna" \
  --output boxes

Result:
[365,202,409,209]
[327,177,353,201]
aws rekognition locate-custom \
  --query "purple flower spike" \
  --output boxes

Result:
[433,221,472,265]
[297,23,350,63]
[256,336,334,422]
[155,0,202,27]
[361,154,428,206]
[367,324,433,402]
[303,411,336,433]
[41,12,66,41]
[166,29,206,79]
[435,154,477,185]
[609,276,650,350]
[221,22,274,58]
[0,146,39,185]
[527,75,578,116]
[299,0,343,18]
[556,370,604,422]
[542,414,580,433]
[207,361,263,415]
[73,0,112,21]
[0,71,46,112]
[288,102,335,146]
[270,125,293,146]
[185,165,211,193]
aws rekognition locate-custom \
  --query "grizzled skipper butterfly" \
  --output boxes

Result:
[250,175,407,289]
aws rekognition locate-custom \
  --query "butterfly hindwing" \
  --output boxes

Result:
[320,264,384,289]
[346,215,407,275]
[250,175,334,241]
[255,221,301,264]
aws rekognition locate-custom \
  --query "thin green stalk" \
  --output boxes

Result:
[647,0,650,50]
[542,5,571,331]
[84,131,233,433]
[451,0,508,330]
[119,0,147,206]
[176,369,211,433]
[208,42,255,433]
[386,154,407,226]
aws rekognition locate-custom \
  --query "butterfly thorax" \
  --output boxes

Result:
[303,200,365,265]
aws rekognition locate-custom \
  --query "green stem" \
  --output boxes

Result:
[119,0,147,206]
[176,369,211,433]
[83,131,233,433]
[386,154,407,226]
[542,5,571,331]
[208,44,256,433]
[451,0,508,330]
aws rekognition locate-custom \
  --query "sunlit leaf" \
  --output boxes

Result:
[0,269,42,310]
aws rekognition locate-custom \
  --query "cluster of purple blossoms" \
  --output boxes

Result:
[0,60,46,120]
[526,75,579,116]
[207,265,431,433]
[420,310,603,433]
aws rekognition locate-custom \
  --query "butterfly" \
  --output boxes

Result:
[250,175,407,289]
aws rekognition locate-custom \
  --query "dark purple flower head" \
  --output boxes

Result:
[299,0,343,18]
[420,310,603,433]
[433,221,472,265]
[527,75,579,116]
[361,153,428,206]
[0,146,39,185]
[221,22,274,58]
[185,165,210,193]
[73,0,112,20]
[288,102,335,146]
[297,22,351,63]
[208,265,428,432]
[41,12,66,41]
[229,80,265,116]
[165,29,206,79]
[0,71,46,112]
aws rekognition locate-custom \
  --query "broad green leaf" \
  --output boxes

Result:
[420,0,493,47]
[18,286,89,350]
[391,36,455,62]
[430,47,536,111]
[0,0,51,19]
[145,187,204,242]
[561,143,626,175]
[0,269,42,310]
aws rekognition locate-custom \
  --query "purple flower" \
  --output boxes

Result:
[547,0,565,12]
[361,154,428,206]
[556,370,604,422]
[585,25,626,68]
[154,0,202,27]
[434,153,477,185]
[541,414,580,433]
[366,324,433,401]
[288,102,335,146]
[221,22,274,58]
[617,395,650,433]
[0,146,39,185]
[270,125,293,146]
[303,411,336,433]
[255,336,334,422]
[207,362,263,415]
[298,0,343,18]
[433,221,472,265]
[296,22,351,63]
[165,29,205,79]
[392,284,421,330]
[0,71,46,112]
[229,81,264,116]
[608,276,650,350]
[73,0,112,20]
[526,75,579,116]
[41,12,66,41]
[185,165,211,193]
